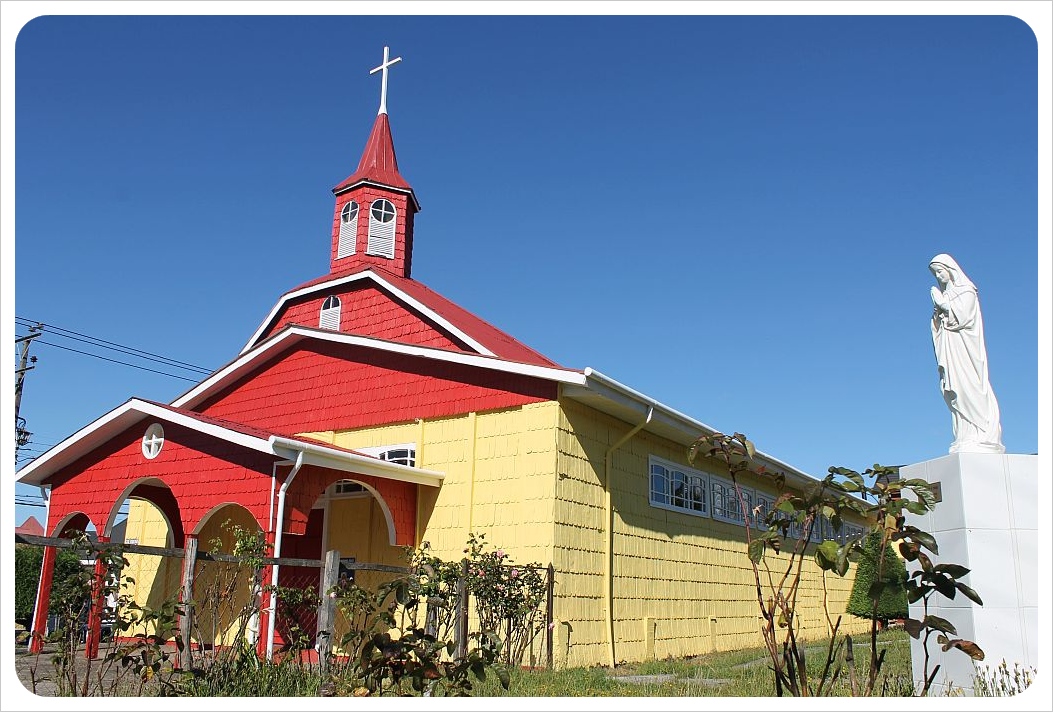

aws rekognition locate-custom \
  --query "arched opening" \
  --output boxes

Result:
[190,503,264,652]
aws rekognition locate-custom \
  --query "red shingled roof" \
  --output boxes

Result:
[16,515,44,537]
[278,265,559,367]
[333,113,412,193]
[141,400,380,458]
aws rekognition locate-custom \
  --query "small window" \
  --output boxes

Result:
[366,199,397,258]
[378,448,415,467]
[337,200,359,258]
[753,492,775,530]
[711,477,752,525]
[333,480,366,496]
[320,295,341,330]
[649,456,708,517]
[142,423,165,459]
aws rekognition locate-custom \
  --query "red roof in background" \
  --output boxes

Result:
[15,515,44,537]
[333,113,413,193]
[276,265,560,368]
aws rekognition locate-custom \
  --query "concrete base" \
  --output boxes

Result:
[901,453,1037,696]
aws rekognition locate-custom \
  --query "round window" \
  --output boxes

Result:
[142,423,165,459]
[371,199,395,223]
[341,200,359,223]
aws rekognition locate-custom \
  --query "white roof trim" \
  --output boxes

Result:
[241,270,494,357]
[16,398,445,489]
[579,368,821,487]
[15,399,274,486]
[176,326,586,411]
[271,436,443,487]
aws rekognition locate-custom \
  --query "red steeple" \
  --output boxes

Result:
[333,113,413,193]
[329,47,420,279]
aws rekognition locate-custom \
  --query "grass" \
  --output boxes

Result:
[470,628,917,697]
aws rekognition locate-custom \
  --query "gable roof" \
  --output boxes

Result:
[16,398,444,488]
[16,516,44,537]
[241,266,559,367]
[185,326,585,412]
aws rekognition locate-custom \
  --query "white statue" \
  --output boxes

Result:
[928,254,1004,453]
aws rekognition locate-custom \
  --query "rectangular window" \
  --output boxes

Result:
[753,492,775,530]
[711,476,752,526]
[648,456,708,517]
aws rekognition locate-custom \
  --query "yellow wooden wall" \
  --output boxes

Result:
[552,397,869,667]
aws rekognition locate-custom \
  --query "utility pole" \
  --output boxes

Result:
[15,325,42,454]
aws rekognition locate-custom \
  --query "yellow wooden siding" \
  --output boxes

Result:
[553,397,869,666]
[120,499,181,636]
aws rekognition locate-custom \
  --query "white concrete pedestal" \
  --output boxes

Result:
[901,453,1037,696]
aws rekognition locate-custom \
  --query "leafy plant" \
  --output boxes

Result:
[462,533,549,666]
[690,431,984,697]
[330,571,510,696]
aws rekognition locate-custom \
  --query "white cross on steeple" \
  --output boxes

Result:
[370,46,402,116]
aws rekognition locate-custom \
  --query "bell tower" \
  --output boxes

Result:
[329,47,420,278]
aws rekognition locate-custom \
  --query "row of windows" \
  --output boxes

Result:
[648,456,865,542]
[336,198,397,259]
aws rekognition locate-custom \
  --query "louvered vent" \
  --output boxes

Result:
[337,200,358,258]
[319,296,341,330]
[366,199,396,258]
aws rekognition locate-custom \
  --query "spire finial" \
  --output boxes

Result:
[370,46,402,115]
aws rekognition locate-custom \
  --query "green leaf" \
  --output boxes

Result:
[908,529,939,555]
[933,563,970,579]
[931,573,957,599]
[748,539,765,564]
[867,580,887,599]
[904,500,929,515]
[471,661,486,682]
[954,581,984,606]
[815,540,839,571]
[902,618,924,639]
[497,666,511,689]
[923,615,958,635]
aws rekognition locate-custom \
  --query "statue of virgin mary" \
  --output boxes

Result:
[928,254,1004,453]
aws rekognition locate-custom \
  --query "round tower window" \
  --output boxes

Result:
[142,423,165,459]
[341,200,359,223]
[371,199,395,223]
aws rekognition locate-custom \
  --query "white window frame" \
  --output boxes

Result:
[711,475,752,526]
[648,455,709,517]
[366,198,397,258]
[752,491,775,531]
[319,295,341,330]
[337,200,359,258]
[142,423,165,459]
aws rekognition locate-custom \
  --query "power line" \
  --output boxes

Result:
[16,317,213,374]
[33,339,202,383]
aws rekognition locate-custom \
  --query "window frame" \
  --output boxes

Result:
[648,455,709,518]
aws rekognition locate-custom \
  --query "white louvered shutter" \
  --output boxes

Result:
[366,199,396,258]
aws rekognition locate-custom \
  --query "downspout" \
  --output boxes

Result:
[603,405,653,668]
[266,450,304,659]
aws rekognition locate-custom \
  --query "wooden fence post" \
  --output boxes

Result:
[546,563,554,670]
[178,535,198,670]
[455,558,469,659]
[316,549,340,674]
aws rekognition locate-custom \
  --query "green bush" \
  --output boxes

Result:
[846,531,908,622]
[14,545,90,624]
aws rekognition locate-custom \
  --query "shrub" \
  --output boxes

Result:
[846,531,908,623]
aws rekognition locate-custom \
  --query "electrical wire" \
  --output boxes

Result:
[16,317,213,374]
[32,339,202,383]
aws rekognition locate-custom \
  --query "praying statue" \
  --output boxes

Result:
[928,254,1004,453]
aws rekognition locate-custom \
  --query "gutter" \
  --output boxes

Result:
[266,450,304,659]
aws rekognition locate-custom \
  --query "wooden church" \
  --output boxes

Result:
[18,48,868,668]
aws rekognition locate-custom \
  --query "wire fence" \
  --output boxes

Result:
[16,534,554,669]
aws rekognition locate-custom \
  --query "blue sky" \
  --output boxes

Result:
[6,10,1048,534]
